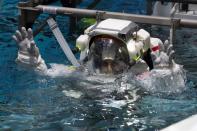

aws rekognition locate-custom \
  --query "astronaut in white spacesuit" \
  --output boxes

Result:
[12,18,174,75]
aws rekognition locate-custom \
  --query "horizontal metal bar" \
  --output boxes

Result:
[151,0,197,4]
[35,5,173,26]
[18,0,57,8]
[180,19,197,28]
[18,5,197,28]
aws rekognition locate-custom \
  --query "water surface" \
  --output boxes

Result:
[0,0,197,131]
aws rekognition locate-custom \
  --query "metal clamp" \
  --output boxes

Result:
[96,11,106,22]
[170,3,181,28]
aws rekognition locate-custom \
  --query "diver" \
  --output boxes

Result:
[12,18,175,75]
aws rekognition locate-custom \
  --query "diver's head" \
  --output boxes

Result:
[88,35,130,74]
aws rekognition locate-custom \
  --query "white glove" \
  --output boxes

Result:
[12,27,47,71]
[151,40,175,68]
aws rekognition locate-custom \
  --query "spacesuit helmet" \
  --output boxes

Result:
[88,35,130,74]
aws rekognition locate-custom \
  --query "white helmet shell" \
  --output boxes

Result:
[76,34,90,51]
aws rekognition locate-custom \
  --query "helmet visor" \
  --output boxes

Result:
[89,35,129,74]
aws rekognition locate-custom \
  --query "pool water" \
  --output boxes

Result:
[0,0,197,131]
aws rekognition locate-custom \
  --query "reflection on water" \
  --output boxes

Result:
[0,0,197,131]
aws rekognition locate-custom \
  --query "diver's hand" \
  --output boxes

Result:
[12,27,47,71]
[13,27,37,55]
[151,40,175,68]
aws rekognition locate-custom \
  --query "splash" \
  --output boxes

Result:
[136,63,186,93]
[45,63,83,78]
[98,88,140,109]
[44,61,186,95]
[33,60,187,111]
[62,90,83,99]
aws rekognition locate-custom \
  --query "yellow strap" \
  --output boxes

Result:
[132,54,141,61]
[76,44,81,51]
[67,66,77,71]
[132,49,144,61]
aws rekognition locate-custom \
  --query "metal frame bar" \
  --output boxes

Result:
[151,0,197,4]
[170,4,179,45]
[18,5,197,28]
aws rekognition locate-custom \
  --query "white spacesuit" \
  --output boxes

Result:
[76,19,174,73]
[12,18,174,75]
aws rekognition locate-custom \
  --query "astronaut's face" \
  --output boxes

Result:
[88,36,130,74]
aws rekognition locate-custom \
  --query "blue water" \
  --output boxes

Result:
[0,0,197,131]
